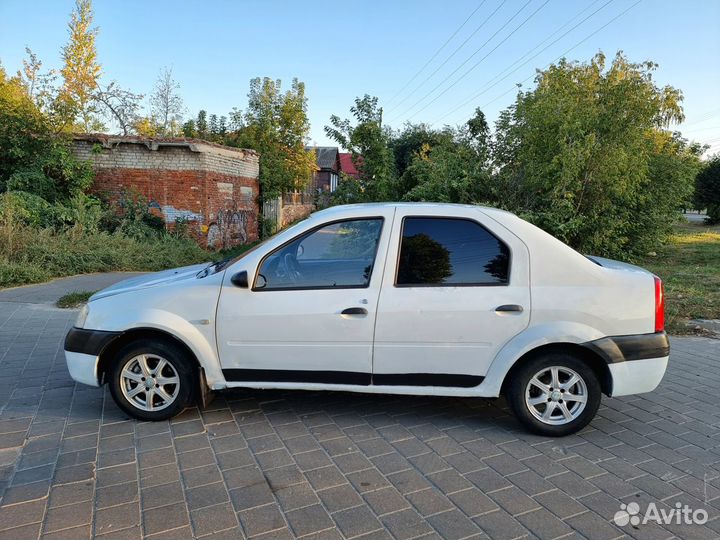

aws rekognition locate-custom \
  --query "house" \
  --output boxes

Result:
[305,146,339,192]
[338,152,360,179]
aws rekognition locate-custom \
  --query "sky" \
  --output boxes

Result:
[1,0,719,155]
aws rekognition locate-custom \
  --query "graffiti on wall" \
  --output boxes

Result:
[161,205,204,223]
[206,200,254,249]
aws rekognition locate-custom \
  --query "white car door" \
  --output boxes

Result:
[216,208,395,385]
[372,207,530,387]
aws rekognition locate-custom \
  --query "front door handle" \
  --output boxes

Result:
[341,307,368,316]
[495,304,524,313]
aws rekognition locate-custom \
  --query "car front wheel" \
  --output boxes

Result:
[506,353,601,436]
[108,339,195,421]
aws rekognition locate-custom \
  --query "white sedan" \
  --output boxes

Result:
[64,203,669,436]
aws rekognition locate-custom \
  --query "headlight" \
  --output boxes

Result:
[75,304,89,328]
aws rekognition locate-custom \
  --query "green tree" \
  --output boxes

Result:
[60,0,102,132]
[196,110,208,139]
[0,68,93,201]
[493,51,699,258]
[400,109,493,204]
[694,155,720,223]
[325,95,395,201]
[233,77,315,197]
[181,118,197,138]
[389,122,454,190]
[0,67,51,187]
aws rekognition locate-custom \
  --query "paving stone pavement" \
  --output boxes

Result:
[1,280,720,539]
[0,273,145,305]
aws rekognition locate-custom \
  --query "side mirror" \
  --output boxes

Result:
[230,270,249,288]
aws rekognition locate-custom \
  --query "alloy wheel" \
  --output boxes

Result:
[120,354,180,412]
[524,365,588,425]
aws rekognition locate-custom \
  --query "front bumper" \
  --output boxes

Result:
[65,350,101,387]
[64,327,122,387]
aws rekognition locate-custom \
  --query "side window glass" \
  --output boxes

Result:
[257,219,383,290]
[396,217,509,286]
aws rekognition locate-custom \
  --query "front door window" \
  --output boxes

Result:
[256,218,383,290]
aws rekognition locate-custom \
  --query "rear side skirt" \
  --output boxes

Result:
[220,379,488,398]
[221,369,483,388]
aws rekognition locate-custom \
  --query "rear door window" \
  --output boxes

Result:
[396,217,510,286]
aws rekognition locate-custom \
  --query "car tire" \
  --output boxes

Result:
[108,338,195,421]
[505,352,601,436]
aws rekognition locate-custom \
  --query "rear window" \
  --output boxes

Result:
[396,217,510,286]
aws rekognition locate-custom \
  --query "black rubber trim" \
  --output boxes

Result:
[64,327,122,356]
[222,369,484,388]
[223,369,371,385]
[584,331,669,364]
[373,373,484,388]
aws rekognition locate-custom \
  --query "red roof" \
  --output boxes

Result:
[338,152,360,178]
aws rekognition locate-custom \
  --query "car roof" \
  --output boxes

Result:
[311,202,513,218]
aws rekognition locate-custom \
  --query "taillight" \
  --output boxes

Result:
[654,275,664,333]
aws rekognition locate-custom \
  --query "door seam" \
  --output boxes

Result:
[369,206,397,384]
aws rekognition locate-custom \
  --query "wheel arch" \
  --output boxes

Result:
[480,322,614,398]
[499,342,612,397]
[96,327,216,406]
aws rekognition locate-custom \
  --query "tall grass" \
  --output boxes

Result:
[0,221,212,288]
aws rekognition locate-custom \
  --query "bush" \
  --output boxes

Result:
[0,222,211,288]
[6,170,57,201]
[0,260,50,287]
[694,155,720,224]
[493,53,701,259]
[98,189,167,240]
[0,191,54,228]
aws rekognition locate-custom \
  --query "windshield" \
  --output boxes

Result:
[223,236,273,267]
[206,215,315,275]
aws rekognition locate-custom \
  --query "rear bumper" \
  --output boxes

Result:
[585,331,669,364]
[584,331,670,397]
[608,356,668,396]
[64,327,122,387]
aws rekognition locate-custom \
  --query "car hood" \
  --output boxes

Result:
[90,263,210,301]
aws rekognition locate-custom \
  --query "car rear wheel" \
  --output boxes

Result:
[108,338,195,421]
[506,352,601,436]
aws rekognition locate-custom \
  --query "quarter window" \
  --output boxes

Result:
[256,219,383,290]
[396,217,509,286]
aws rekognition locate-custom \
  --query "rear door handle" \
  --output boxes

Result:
[495,304,524,313]
[341,307,368,316]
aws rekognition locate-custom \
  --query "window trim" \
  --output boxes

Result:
[252,216,385,292]
[393,215,512,288]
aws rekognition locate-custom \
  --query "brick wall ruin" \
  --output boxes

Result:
[73,135,260,248]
